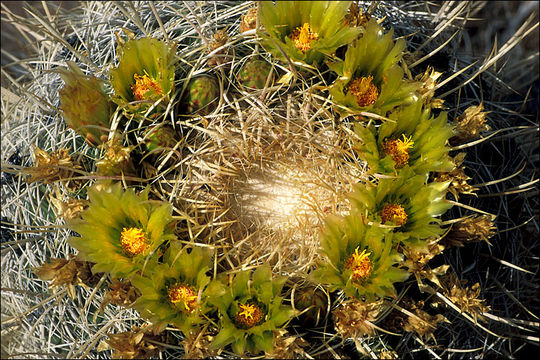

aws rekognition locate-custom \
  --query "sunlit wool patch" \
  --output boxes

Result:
[177,106,366,276]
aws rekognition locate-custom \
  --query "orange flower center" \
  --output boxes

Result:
[131,73,163,101]
[120,227,148,256]
[345,247,372,283]
[382,134,414,168]
[348,76,379,107]
[289,23,319,53]
[381,204,408,226]
[168,283,198,312]
[233,303,264,329]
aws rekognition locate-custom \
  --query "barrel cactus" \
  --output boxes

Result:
[2,1,537,359]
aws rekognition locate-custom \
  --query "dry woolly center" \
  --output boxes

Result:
[168,283,198,312]
[131,73,163,101]
[381,204,408,227]
[348,76,379,107]
[234,303,264,329]
[289,23,319,53]
[345,247,373,283]
[382,134,414,168]
[120,227,148,256]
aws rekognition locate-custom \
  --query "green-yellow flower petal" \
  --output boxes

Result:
[67,183,175,278]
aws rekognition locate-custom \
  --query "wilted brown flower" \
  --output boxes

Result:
[433,152,477,200]
[379,349,399,359]
[401,242,448,289]
[95,137,136,177]
[239,7,258,33]
[385,298,448,341]
[100,279,141,312]
[333,298,385,339]
[181,328,217,359]
[450,103,491,144]
[265,329,308,358]
[439,272,490,323]
[24,146,81,188]
[344,2,371,28]
[33,255,101,299]
[49,189,88,220]
[208,29,230,67]
[99,325,161,359]
[415,66,445,109]
[403,307,448,341]
[444,215,496,247]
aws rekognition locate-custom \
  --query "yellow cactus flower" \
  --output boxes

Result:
[168,283,198,312]
[380,204,408,227]
[289,23,319,53]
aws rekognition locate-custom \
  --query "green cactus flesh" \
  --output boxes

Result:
[184,76,220,115]
[143,126,180,152]
[237,59,273,89]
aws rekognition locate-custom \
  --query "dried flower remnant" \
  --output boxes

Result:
[381,203,408,226]
[450,103,491,144]
[100,326,162,359]
[379,350,399,359]
[239,7,258,33]
[402,303,448,341]
[100,279,141,312]
[49,193,88,221]
[382,134,414,168]
[333,298,384,338]
[33,256,101,299]
[348,75,379,107]
[439,273,491,323]
[208,29,230,66]
[443,215,496,247]
[401,242,448,289]
[266,329,308,359]
[344,2,371,28]
[415,66,445,109]
[181,329,217,359]
[95,138,135,177]
[289,23,319,53]
[433,152,477,200]
[24,147,80,187]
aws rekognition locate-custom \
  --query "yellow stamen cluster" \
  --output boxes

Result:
[382,134,415,168]
[345,247,373,283]
[289,23,319,53]
[347,76,379,106]
[168,283,198,312]
[233,303,264,329]
[381,203,408,226]
[120,227,148,256]
[131,73,163,101]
